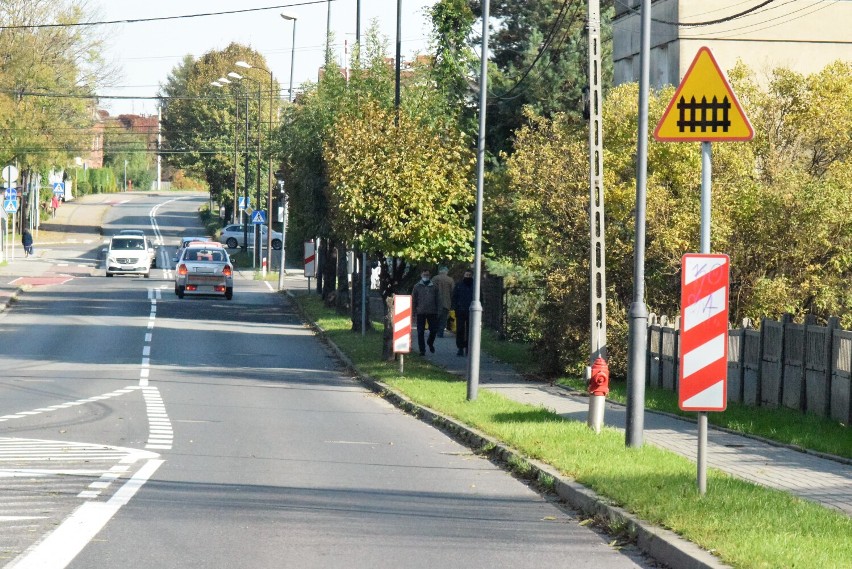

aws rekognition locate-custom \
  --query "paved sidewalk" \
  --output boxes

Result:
[415,331,852,517]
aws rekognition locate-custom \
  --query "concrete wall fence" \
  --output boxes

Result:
[647,314,852,423]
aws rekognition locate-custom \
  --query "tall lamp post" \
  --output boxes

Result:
[212,79,251,254]
[236,61,277,264]
[229,71,263,266]
[280,13,297,103]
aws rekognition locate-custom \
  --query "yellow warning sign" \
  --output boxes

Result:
[654,47,753,142]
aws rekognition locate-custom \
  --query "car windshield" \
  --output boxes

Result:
[184,249,226,262]
[112,238,145,250]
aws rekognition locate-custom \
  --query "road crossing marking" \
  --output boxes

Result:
[0,387,139,423]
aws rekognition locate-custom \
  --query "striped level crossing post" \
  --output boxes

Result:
[304,240,316,292]
[393,295,412,375]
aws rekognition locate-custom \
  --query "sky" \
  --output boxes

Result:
[96,0,438,116]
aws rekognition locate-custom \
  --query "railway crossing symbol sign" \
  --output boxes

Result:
[679,254,730,412]
[654,47,753,142]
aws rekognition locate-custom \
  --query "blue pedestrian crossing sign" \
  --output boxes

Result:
[239,196,250,211]
[4,199,18,213]
[52,182,65,196]
[251,210,267,225]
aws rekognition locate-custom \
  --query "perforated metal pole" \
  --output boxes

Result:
[586,0,607,433]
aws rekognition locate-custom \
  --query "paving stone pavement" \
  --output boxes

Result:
[415,330,852,518]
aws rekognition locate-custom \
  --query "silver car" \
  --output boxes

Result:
[174,243,234,300]
[219,224,282,250]
[173,236,212,267]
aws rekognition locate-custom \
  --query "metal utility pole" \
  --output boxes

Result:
[394,0,402,121]
[233,101,239,223]
[356,0,361,46]
[242,96,250,254]
[466,0,490,401]
[157,106,162,190]
[626,0,652,448]
[586,0,608,433]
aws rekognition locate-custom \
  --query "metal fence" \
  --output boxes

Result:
[647,314,852,423]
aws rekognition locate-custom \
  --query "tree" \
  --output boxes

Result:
[324,90,475,358]
[501,60,852,377]
[429,0,477,132]
[159,44,280,218]
[467,0,614,157]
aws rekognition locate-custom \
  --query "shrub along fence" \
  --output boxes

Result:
[648,314,852,424]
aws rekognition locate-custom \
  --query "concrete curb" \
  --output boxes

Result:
[287,292,730,569]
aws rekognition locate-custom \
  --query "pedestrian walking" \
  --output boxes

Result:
[50,194,60,218]
[432,266,454,338]
[21,228,33,258]
[412,269,440,356]
[452,269,475,356]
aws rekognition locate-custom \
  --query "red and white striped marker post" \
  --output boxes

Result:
[304,240,316,291]
[680,253,730,494]
[393,295,412,374]
[680,254,729,410]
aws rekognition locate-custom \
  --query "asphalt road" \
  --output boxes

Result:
[0,193,655,568]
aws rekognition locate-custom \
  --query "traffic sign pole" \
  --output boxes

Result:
[698,142,711,495]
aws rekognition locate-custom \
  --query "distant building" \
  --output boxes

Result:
[613,0,852,88]
[83,109,109,169]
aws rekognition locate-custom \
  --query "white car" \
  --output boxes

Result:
[174,242,234,300]
[105,235,153,277]
[219,224,282,250]
[118,230,157,267]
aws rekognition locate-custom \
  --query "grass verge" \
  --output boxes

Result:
[475,332,851,460]
[296,294,851,569]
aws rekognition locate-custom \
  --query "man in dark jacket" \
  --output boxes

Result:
[21,228,33,258]
[412,269,440,356]
[452,270,474,356]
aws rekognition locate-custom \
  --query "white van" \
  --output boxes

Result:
[105,235,153,278]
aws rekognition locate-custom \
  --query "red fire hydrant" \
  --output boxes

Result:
[588,357,610,397]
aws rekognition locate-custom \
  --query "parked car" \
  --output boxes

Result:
[219,224,282,250]
[174,242,234,300]
[173,236,212,266]
[105,235,153,278]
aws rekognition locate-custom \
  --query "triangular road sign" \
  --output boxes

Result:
[654,47,753,142]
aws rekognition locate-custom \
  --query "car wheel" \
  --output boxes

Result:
[143,271,150,279]
[174,284,180,296]
[225,287,233,300]
[177,285,185,299]
[272,239,282,250]
[226,238,238,249]
[106,272,114,277]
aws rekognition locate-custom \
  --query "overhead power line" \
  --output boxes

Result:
[614,0,779,27]
[0,1,337,30]
[492,0,575,101]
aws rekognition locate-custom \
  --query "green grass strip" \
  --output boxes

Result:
[297,295,852,569]
[478,327,850,460]
[556,376,852,460]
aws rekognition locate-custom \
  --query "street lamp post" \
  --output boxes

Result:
[236,61,277,266]
[280,13,298,103]
[212,80,250,252]
[123,160,127,192]
[229,71,263,267]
